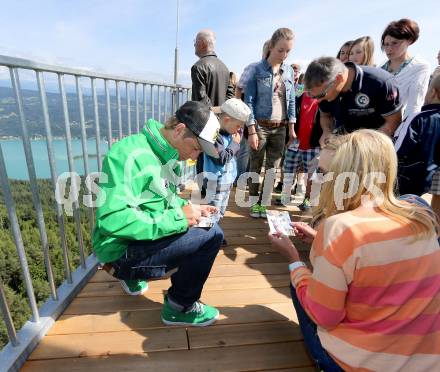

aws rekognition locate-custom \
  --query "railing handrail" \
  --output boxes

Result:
[0,54,194,372]
[0,55,190,88]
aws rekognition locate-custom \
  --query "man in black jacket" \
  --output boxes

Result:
[191,29,234,106]
[192,29,234,188]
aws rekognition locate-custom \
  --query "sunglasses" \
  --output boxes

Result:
[307,79,336,100]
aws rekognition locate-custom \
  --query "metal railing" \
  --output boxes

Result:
[0,55,192,372]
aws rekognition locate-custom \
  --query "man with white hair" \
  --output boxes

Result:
[192,29,234,187]
[192,29,234,107]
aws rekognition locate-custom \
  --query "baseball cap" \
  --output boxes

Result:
[213,98,251,123]
[175,101,220,158]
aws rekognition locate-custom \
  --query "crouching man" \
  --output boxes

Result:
[93,101,224,327]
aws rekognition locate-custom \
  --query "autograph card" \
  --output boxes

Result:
[266,210,295,236]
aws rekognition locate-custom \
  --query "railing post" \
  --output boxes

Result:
[58,73,86,270]
[116,81,123,139]
[0,142,40,323]
[37,70,72,285]
[91,78,102,172]
[0,277,19,347]
[126,82,131,136]
[9,67,58,301]
[104,79,112,149]
[76,76,95,234]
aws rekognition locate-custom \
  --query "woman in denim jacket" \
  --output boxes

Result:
[245,28,296,218]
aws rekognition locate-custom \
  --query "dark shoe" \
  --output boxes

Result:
[274,182,283,193]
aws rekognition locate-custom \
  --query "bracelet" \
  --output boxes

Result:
[288,261,306,272]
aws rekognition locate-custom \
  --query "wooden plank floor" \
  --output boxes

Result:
[22,188,315,371]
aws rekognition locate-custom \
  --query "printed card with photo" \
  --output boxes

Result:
[266,210,295,236]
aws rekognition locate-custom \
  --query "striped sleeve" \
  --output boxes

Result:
[290,218,350,329]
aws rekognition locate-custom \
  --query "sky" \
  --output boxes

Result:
[0,0,439,87]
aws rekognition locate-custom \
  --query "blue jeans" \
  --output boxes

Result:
[111,224,224,308]
[290,285,343,372]
[235,135,250,182]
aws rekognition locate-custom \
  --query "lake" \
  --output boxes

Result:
[0,138,108,180]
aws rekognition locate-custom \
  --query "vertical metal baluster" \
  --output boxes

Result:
[104,79,112,149]
[135,83,140,133]
[36,71,72,284]
[116,81,122,139]
[126,82,131,136]
[0,277,19,346]
[76,76,94,233]
[164,87,168,121]
[186,89,190,103]
[91,78,102,172]
[143,84,147,124]
[0,142,39,322]
[58,73,86,269]
[176,88,180,108]
[9,68,57,300]
[151,85,155,120]
[157,85,161,122]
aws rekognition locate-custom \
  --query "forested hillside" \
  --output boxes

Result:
[0,179,92,348]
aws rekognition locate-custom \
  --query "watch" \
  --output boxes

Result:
[288,261,306,272]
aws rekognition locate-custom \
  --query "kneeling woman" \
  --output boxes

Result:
[269,129,440,371]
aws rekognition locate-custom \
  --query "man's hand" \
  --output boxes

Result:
[182,203,202,226]
[267,231,300,262]
[200,205,218,216]
[232,133,241,144]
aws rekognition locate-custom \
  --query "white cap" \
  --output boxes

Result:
[219,98,251,123]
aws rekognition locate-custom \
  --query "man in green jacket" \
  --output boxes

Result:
[93,101,224,327]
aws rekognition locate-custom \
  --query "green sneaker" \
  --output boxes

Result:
[161,296,219,327]
[250,204,260,218]
[259,205,267,218]
[298,197,311,211]
[120,279,148,296]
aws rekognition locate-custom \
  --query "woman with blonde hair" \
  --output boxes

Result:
[348,36,375,66]
[269,129,440,371]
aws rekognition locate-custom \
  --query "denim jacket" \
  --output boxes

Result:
[244,58,296,126]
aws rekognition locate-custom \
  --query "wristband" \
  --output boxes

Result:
[288,261,306,272]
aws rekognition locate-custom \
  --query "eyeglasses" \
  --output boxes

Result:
[307,79,336,100]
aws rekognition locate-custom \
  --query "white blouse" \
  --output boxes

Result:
[388,56,431,119]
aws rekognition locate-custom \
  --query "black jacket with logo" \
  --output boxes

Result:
[319,62,402,132]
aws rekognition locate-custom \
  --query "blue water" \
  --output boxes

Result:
[1,138,109,180]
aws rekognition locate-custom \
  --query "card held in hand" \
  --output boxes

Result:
[266,210,295,236]
[193,211,221,228]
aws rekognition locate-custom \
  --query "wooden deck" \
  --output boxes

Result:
[22,190,315,371]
